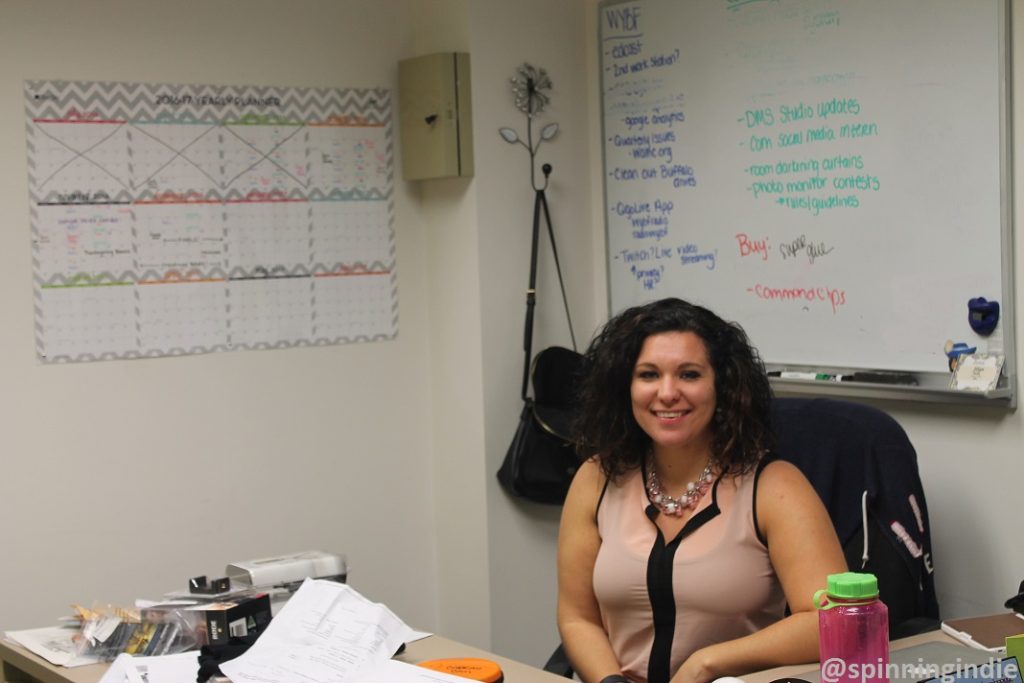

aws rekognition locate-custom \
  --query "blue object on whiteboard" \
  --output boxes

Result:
[946,342,977,358]
[968,297,1000,336]
[945,342,977,373]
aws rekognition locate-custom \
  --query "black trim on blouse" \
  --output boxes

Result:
[595,474,612,525]
[751,455,774,548]
[643,473,723,683]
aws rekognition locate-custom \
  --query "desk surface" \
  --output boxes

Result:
[0,634,567,683]
[2,629,977,683]
[743,630,962,683]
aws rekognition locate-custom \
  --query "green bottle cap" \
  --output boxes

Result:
[825,572,879,599]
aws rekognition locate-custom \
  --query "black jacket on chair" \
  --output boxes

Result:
[770,397,939,636]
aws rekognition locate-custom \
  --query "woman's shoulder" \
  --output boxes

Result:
[575,457,646,489]
[756,457,812,492]
[572,456,608,492]
[565,457,621,513]
[560,458,610,532]
[753,458,826,531]
[723,456,791,490]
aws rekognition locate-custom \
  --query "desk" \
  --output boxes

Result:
[744,630,962,683]
[0,635,567,683]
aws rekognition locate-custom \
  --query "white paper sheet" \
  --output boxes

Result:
[3,626,100,667]
[97,653,144,683]
[219,578,415,683]
[97,651,199,683]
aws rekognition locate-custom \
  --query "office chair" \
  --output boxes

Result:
[544,397,939,677]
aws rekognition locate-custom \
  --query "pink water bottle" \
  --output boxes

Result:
[815,572,890,683]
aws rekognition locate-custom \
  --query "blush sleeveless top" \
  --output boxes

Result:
[593,466,785,683]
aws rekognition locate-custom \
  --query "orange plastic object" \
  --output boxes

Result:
[417,657,504,682]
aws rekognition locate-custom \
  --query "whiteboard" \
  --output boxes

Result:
[599,0,1014,393]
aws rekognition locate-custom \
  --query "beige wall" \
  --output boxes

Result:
[0,0,443,632]
[0,0,592,665]
[469,0,595,665]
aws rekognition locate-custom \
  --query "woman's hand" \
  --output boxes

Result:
[671,646,718,683]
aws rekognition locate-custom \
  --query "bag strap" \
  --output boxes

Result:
[540,190,577,352]
[520,189,542,401]
[520,185,577,401]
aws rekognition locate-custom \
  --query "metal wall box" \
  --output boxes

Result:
[398,52,474,180]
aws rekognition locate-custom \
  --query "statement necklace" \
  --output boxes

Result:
[645,458,714,516]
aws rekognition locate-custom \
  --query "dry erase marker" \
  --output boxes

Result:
[779,371,833,380]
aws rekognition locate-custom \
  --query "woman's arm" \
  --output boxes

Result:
[557,458,626,683]
[672,460,847,683]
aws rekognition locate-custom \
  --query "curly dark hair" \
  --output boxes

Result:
[573,298,774,481]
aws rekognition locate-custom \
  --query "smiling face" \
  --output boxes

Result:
[630,330,717,458]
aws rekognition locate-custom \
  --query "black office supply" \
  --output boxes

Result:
[189,575,231,595]
[1006,580,1024,615]
[842,372,918,386]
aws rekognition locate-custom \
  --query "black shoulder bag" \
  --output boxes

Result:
[496,178,583,505]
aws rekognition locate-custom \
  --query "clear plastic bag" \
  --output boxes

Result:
[72,603,201,661]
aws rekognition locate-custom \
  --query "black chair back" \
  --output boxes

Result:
[770,397,939,636]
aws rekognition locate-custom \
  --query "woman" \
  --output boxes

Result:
[557,298,846,683]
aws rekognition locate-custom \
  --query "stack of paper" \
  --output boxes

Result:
[219,579,460,683]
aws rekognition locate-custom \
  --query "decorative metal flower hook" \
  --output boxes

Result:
[499,63,559,191]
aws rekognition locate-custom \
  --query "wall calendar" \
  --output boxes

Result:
[25,79,397,362]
